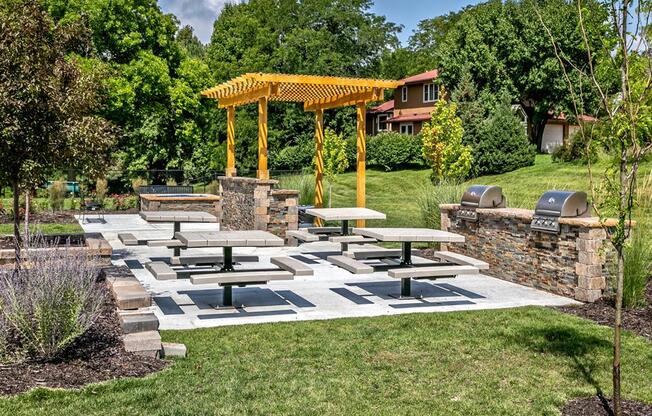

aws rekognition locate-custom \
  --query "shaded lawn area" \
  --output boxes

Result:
[2,307,651,415]
[0,223,83,235]
[326,155,652,228]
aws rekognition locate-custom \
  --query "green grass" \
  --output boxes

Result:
[324,155,652,228]
[0,223,83,235]
[1,307,651,415]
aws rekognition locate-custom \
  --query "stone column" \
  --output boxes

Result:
[574,227,607,302]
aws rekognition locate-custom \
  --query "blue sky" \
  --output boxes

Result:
[158,0,484,44]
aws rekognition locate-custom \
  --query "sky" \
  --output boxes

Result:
[157,0,485,45]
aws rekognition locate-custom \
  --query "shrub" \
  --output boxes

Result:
[367,132,424,171]
[95,178,108,204]
[323,129,349,207]
[472,100,536,176]
[48,180,67,211]
[166,178,177,186]
[112,194,137,210]
[205,180,219,195]
[131,177,147,194]
[278,174,329,207]
[416,180,464,230]
[552,128,598,164]
[421,91,473,182]
[271,141,314,172]
[622,224,651,308]
[0,240,105,361]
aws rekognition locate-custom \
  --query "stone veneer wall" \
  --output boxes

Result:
[439,204,615,303]
[218,176,298,238]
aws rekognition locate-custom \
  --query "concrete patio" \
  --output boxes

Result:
[79,214,579,330]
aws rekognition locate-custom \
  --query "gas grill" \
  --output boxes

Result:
[458,185,506,221]
[531,190,590,234]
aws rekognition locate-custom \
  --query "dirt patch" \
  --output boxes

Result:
[556,283,652,341]
[563,395,652,416]
[0,279,166,396]
[0,211,78,225]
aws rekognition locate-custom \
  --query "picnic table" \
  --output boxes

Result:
[305,208,386,251]
[352,228,465,266]
[140,211,217,257]
[175,230,284,272]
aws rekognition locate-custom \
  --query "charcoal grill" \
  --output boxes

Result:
[458,185,506,221]
[531,190,589,234]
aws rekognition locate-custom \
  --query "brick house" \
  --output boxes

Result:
[367,69,592,154]
[367,69,440,136]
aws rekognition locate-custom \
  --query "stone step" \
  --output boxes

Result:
[145,261,177,281]
[190,270,293,286]
[286,230,319,242]
[109,280,152,310]
[122,331,162,358]
[326,255,373,274]
[119,311,159,334]
[147,239,185,248]
[161,342,187,358]
[178,255,259,265]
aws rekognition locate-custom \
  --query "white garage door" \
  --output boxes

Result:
[541,124,563,153]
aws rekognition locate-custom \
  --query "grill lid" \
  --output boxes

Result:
[534,191,589,218]
[460,185,506,209]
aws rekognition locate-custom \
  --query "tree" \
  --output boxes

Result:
[421,90,473,182]
[322,129,349,207]
[437,0,612,150]
[0,0,117,263]
[537,1,652,414]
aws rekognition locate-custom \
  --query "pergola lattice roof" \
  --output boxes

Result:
[201,73,403,110]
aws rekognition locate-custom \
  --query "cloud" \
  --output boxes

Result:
[158,0,239,43]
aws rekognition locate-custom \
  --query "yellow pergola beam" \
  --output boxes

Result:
[304,88,383,112]
[217,83,273,108]
[314,108,324,226]
[226,105,236,177]
[356,101,366,227]
[257,96,269,180]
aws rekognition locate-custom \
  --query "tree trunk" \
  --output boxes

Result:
[613,247,623,416]
[12,181,22,268]
[24,190,29,247]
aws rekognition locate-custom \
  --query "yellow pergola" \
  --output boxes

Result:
[201,73,402,226]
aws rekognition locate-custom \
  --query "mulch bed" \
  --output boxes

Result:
[0,211,78,225]
[0,279,166,396]
[556,283,652,341]
[563,395,652,416]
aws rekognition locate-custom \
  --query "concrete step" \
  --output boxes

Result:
[191,270,293,286]
[119,311,160,334]
[118,233,139,246]
[178,255,259,265]
[433,251,490,270]
[147,239,185,248]
[388,265,479,279]
[271,256,314,276]
[122,331,161,358]
[326,255,373,274]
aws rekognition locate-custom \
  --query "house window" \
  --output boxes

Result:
[401,86,408,102]
[423,83,438,103]
[377,114,389,132]
[400,123,414,135]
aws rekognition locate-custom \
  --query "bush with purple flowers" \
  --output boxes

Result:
[0,238,106,362]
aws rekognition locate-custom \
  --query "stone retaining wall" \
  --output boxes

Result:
[218,176,298,238]
[439,204,616,302]
[140,194,221,217]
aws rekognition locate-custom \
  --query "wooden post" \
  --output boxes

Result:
[257,96,269,180]
[226,105,236,177]
[314,108,324,226]
[356,101,366,227]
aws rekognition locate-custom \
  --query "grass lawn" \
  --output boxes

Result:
[0,223,83,235]
[325,155,652,228]
[1,307,651,415]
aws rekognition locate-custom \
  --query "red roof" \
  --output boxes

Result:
[549,112,598,123]
[401,69,439,85]
[369,100,394,113]
[388,113,432,123]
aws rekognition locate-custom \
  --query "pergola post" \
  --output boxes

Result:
[226,105,236,177]
[314,108,325,226]
[356,101,366,227]
[257,96,269,180]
